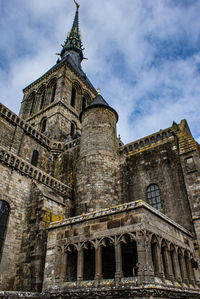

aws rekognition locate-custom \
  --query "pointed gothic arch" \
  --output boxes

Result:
[38,85,46,110]
[70,82,81,108]
[28,92,36,116]
[46,78,57,105]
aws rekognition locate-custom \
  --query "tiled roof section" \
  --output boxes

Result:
[88,94,109,107]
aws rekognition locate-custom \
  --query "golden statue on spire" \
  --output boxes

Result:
[73,0,80,9]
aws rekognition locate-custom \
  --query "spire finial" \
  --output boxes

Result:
[59,0,83,63]
[73,0,80,9]
[97,88,101,95]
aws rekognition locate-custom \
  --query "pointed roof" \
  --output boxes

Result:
[60,1,84,61]
[80,91,119,122]
[89,94,109,107]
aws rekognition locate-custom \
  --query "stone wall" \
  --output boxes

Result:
[0,163,32,290]
[0,160,70,292]
[179,146,200,243]
[123,141,193,232]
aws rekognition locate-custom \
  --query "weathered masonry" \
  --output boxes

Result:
[0,2,200,299]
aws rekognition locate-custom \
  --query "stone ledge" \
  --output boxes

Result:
[42,284,200,298]
[48,200,193,237]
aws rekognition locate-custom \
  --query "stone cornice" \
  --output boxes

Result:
[49,200,193,237]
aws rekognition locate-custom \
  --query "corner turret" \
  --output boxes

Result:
[75,90,119,214]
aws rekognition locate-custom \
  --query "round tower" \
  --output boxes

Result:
[75,91,119,214]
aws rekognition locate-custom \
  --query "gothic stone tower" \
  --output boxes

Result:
[19,4,96,142]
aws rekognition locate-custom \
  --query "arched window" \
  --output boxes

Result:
[70,87,76,107]
[147,184,162,210]
[31,150,39,167]
[29,92,36,116]
[40,89,46,109]
[0,201,10,257]
[50,83,57,103]
[82,97,86,111]
[41,117,47,133]
[70,122,76,137]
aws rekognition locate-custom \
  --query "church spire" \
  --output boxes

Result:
[59,1,84,63]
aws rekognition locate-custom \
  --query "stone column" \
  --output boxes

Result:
[115,242,123,285]
[137,232,154,284]
[155,243,164,279]
[157,243,165,280]
[165,249,174,281]
[95,246,102,286]
[173,249,182,282]
[60,250,67,282]
[77,248,84,285]
[180,254,189,284]
[186,256,195,285]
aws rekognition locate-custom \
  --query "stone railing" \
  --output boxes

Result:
[0,103,51,148]
[0,146,72,197]
[51,138,80,152]
[123,128,174,155]
[0,103,81,153]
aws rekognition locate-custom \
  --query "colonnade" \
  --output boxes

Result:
[55,233,197,286]
[151,236,196,285]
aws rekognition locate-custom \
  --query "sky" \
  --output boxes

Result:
[0,0,200,144]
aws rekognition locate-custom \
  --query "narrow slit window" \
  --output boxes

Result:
[70,87,76,107]
[51,83,57,103]
[41,118,47,133]
[40,90,46,109]
[31,150,39,167]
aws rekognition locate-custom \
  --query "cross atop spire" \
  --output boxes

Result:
[59,1,84,64]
